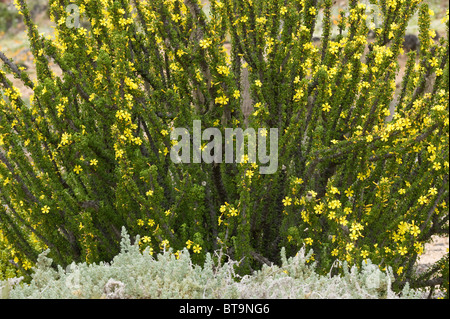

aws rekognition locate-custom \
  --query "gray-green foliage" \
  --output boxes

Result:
[0,228,423,299]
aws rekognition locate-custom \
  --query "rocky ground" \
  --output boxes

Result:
[414,235,449,298]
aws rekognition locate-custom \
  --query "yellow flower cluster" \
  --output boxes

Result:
[185,240,202,254]
[218,202,240,226]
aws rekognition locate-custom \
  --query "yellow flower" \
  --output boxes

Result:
[307,190,317,198]
[215,95,229,105]
[160,239,170,249]
[172,14,182,22]
[246,170,254,178]
[3,177,10,186]
[328,211,336,219]
[137,219,144,226]
[414,242,424,255]
[240,154,249,163]
[141,236,151,243]
[73,165,83,174]
[428,188,438,196]
[432,104,445,112]
[397,266,404,275]
[90,159,98,166]
[186,240,193,249]
[60,132,72,146]
[199,39,211,49]
[328,199,341,209]
[230,207,238,216]
[161,129,169,136]
[339,216,348,226]
[349,232,359,240]
[256,16,267,24]
[22,260,32,270]
[429,57,439,68]
[398,246,407,256]
[56,104,65,117]
[392,232,402,242]
[41,205,50,214]
[322,103,331,112]
[255,80,262,87]
[397,221,410,235]
[293,88,304,101]
[217,65,230,76]
[233,90,240,99]
[282,196,292,206]
[124,94,133,103]
[330,186,340,195]
[193,244,202,254]
[240,16,248,23]
[115,149,124,159]
[304,237,313,245]
[360,250,369,259]
[410,224,420,237]
[260,128,267,137]
[345,188,354,197]
[418,195,429,205]
[165,209,171,217]
[133,137,143,146]
[146,190,154,196]
[432,162,441,171]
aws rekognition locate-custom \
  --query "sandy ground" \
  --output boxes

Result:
[416,235,449,272]
[414,235,449,298]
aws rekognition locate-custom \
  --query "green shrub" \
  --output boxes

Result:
[0,0,448,297]
[0,227,423,299]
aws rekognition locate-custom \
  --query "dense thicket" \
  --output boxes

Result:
[0,0,448,295]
